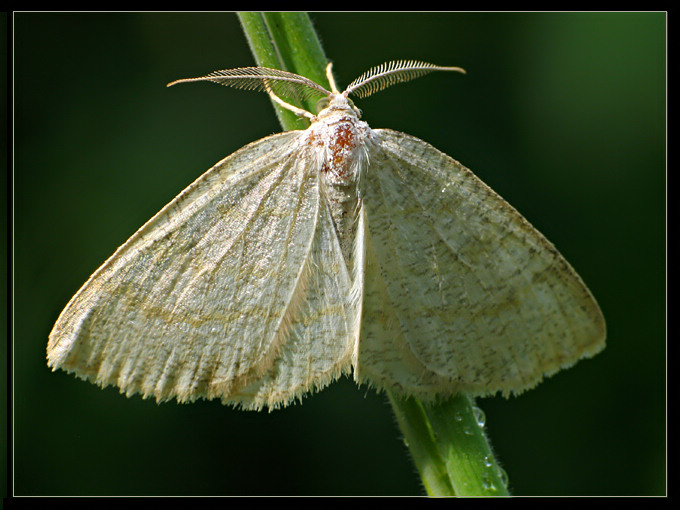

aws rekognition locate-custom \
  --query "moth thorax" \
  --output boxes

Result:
[318,117,365,183]
[310,115,367,272]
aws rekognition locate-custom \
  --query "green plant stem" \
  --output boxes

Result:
[237,12,328,130]
[425,394,509,496]
[386,392,455,496]
[237,11,509,497]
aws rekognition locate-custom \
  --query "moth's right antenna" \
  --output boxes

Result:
[344,60,465,99]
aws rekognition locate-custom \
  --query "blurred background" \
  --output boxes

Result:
[12,12,665,496]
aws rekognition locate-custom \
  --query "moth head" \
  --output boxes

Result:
[314,94,362,118]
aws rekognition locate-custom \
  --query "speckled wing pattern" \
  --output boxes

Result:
[47,131,356,410]
[356,129,606,398]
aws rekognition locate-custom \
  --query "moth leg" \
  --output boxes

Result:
[262,79,316,121]
[326,62,341,95]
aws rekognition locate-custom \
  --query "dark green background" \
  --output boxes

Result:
[12,12,665,496]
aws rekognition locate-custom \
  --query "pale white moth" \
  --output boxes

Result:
[47,60,606,410]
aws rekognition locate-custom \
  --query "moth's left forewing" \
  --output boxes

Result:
[48,131,356,410]
[356,129,606,398]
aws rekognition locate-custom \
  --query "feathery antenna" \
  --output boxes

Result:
[344,60,465,99]
[167,67,332,104]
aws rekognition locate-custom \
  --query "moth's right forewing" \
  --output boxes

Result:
[358,129,605,398]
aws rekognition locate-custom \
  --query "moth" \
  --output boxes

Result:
[48,61,606,410]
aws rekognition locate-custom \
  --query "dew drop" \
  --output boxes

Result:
[480,472,496,492]
[473,406,486,428]
[497,466,510,488]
